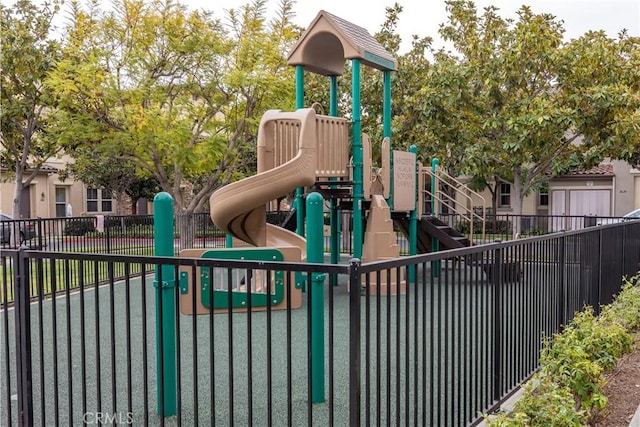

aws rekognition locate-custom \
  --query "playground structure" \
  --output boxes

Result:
[179,10,487,312]
[179,10,412,312]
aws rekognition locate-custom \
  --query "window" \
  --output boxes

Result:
[87,188,98,212]
[539,188,549,206]
[87,188,113,213]
[55,187,67,217]
[101,190,113,212]
[499,182,511,207]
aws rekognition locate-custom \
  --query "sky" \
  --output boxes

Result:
[6,0,639,52]
[194,0,640,52]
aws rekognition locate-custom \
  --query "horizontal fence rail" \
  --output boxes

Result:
[1,221,639,426]
[3,212,635,259]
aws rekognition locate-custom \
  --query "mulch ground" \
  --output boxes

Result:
[596,335,640,426]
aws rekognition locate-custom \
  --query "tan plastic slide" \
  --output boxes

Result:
[209,108,319,252]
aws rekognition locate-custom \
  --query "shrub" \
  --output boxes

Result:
[455,218,511,235]
[487,273,640,426]
[64,218,96,236]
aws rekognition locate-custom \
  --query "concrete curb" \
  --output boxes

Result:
[476,387,527,426]
[629,404,640,426]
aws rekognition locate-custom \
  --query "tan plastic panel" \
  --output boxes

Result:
[363,133,372,200]
[315,115,349,177]
[179,247,302,315]
[359,195,405,295]
[381,137,391,199]
[210,109,318,246]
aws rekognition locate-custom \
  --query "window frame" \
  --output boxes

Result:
[86,187,113,214]
[498,182,511,208]
[55,187,67,218]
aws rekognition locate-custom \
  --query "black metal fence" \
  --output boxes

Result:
[2,221,639,426]
[1,213,227,256]
[4,212,629,258]
[436,212,631,241]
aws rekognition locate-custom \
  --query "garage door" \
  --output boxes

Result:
[569,190,611,229]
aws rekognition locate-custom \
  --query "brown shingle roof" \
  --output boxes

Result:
[572,163,614,176]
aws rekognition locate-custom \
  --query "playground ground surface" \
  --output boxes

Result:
[3,250,638,426]
[3,258,515,426]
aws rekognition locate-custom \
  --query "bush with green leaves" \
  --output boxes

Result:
[64,218,96,236]
[488,273,640,426]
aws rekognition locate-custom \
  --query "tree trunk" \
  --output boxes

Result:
[489,182,499,234]
[176,214,195,252]
[114,192,126,215]
[11,166,24,247]
[512,168,523,239]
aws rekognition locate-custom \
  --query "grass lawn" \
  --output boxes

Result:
[1,249,155,304]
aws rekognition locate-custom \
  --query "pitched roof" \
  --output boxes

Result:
[287,10,397,76]
[572,163,614,176]
[552,163,614,179]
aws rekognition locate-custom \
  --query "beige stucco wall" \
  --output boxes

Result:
[631,168,640,211]
[0,154,113,219]
[612,160,636,215]
[454,185,541,216]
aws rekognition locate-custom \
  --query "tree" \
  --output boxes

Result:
[47,0,300,246]
[1,0,63,221]
[59,148,159,214]
[405,0,640,235]
[47,0,300,214]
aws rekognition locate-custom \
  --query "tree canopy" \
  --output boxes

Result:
[394,0,640,232]
[2,0,638,224]
[46,0,300,213]
[1,0,63,218]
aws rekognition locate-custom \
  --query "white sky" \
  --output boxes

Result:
[198,0,640,52]
[6,0,639,52]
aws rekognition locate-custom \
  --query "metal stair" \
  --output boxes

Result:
[395,215,470,253]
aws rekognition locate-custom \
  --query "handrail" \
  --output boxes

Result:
[421,166,486,244]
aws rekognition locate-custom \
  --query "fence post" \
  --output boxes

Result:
[153,192,177,416]
[492,244,503,403]
[105,215,112,255]
[36,218,44,250]
[14,247,33,426]
[558,233,566,329]
[597,228,605,314]
[307,192,326,403]
[349,258,362,427]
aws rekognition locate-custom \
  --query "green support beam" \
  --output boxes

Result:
[352,59,363,259]
[431,158,440,277]
[329,75,340,283]
[153,192,177,416]
[307,192,326,403]
[409,145,418,283]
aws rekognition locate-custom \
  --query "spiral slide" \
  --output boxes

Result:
[209,108,320,254]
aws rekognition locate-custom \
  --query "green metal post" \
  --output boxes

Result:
[329,75,338,117]
[153,192,177,416]
[307,192,326,403]
[431,158,440,277]
[225,234,233,248]
[330,75,340,277]
[295,65,305,237]
[409,145,418,283]
[383,71,393,208]
[352,59,363,259]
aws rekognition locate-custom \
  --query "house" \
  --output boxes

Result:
[548,160,640,218]
[440,157,639,236]
[0,154,146,219]
[461,159,640,231]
